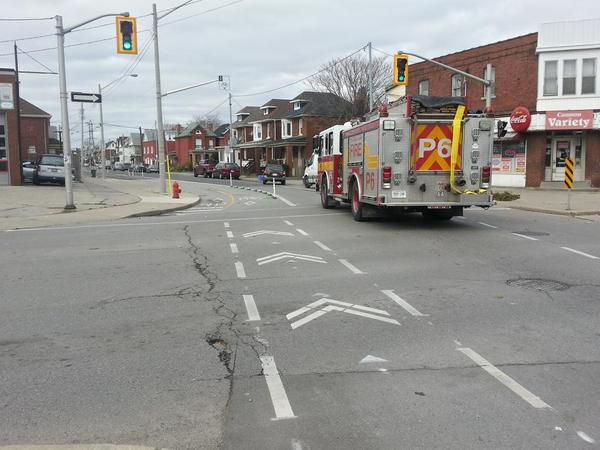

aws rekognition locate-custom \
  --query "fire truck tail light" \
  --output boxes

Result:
[481,166,491,187]
[382,166,392,188]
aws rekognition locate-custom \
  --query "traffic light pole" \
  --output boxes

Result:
[55,11,129,209]
[399,50,494,112]
[152,3,167,194]
[98,83,106,179]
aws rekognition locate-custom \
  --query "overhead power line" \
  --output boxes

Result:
[233,44,367,97]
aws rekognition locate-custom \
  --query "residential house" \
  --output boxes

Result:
[213,123,230,162]
[232,92,351,176]
[173,122,218,167]
[142,128,177,166]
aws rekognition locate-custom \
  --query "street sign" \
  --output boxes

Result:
[70,92,102,103]
[564,157,574,189]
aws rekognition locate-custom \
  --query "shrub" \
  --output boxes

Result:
[493,191,520,201]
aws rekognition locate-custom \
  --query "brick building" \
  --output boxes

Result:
[20,98,51,163]
[173,122,219,167]
[232,91,351,176]
[0,69,19,185]
[142,128,177,166]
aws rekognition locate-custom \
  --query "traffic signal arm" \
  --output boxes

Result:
[116,16,138,55]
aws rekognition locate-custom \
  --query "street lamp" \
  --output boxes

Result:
[98,73,138,179]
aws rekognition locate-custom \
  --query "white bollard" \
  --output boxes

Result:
[272,176,276,195]
[230,172,233,187]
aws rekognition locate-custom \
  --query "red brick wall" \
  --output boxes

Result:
[525,132,546,187]
[20,116,49,162]
[585,131,600,187]
[407,33,539,115]
[0,72,20,185]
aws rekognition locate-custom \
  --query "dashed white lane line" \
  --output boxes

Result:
[226,231,234,239]
[296,228,309,236]
[242,294,261,321]
[260,355,296,420]
[313,241,332,252]
[230,243,239,254]
[512,233,539,241]
[457,347,551,409]
[561,247,599,260]
[381,290,427,317]
[478,222,498,229]
[235,261,246,278]
[283,220,294,226]
[224,222,230,228]
[338,259,366,274]
[577,431,596,444]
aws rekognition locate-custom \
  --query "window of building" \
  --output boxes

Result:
[253,124,262,140]
[492,141,526,174]
[418,79,429,96]
[451,74,462,96]
[543,60,558,96]
[195,138,202,149]
[195,129,202,135]
[483,65,496,98]
[299,119,304,135]
[208,139,214,148]
[582,58,597,94]
[294,102,301,110]
[562,59,577,95]
[0,113,6,159]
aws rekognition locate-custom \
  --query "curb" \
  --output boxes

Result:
[503,205,600,216]
[125,195,203,218]
[229,184,278,200]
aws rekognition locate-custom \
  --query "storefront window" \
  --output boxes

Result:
[493,141,526,174]
[0,114,6,159]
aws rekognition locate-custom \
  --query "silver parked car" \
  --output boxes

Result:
[22,161,36,183]
[33,154,65,185]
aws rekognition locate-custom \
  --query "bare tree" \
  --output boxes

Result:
[307,53,389,117]
[190,111,223,131]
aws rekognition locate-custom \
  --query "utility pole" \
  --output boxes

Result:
[55,11,129,209]
[228,91,236,164]
[153,3,167,193]
[79,103,84,180]
[98,83,106,178]
[139,126,144,165]
[367,42,373,112]
[88,120,95,163]
[13,42,24,184]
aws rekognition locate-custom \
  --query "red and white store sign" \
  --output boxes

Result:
[509,106,531,133]
[546,110,593,130]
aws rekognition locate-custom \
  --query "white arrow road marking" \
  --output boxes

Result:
[244,201,256,206]
[381,290,428,317]
[243,294,260,321]
[260,356,296,420]
[457,347,551,409]
[257,252,326,265]
[360,355,388,364]
[287,298,399,329]
[243,230,294,237]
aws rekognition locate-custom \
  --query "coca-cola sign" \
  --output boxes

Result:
[510,106,531,133]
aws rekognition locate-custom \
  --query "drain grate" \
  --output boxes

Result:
[507,278,570,292]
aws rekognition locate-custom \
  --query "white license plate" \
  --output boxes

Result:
[391,190,407,199]
[51,168,58,172]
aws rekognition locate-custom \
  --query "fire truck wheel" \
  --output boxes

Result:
[350,181,364,221]
[320,178,336,209]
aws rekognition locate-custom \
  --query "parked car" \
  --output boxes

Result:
[33,154,65,185]
[211,162,241,180]
[262,163,286,185]
[114,162,125,171]
[132,164,147,172]
[147,163,159,173]
[22,161,36,183]
[193,159,217,178]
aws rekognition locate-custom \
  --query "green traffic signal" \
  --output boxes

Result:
[123,40,132,50]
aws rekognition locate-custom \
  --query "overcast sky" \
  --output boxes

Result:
[1,0,599,141]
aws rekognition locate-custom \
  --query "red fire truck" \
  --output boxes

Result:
[317,95,494,221]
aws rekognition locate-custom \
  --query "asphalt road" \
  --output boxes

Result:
[2,177,599,450]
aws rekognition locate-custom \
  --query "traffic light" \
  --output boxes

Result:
[116,16,138,55]
[393,53,409,86]
[497,120,508,138]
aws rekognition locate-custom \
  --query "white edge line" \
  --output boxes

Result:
[381,290,427,317]
[260,356,296,419]
[561,247,599,260]
[338,259,365,274]
[457,347,551,409]
[512,233,539,241]
[478,222,498,229]
[234,261,246,278]
[273,194,296,207]
[242,294,261,321]
[313,240,332,251]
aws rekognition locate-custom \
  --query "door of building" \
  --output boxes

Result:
[551,137,584,182]
[0,112,8,185]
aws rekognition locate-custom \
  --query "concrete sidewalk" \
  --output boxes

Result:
[493,187,600,216]
[0,177,200,231]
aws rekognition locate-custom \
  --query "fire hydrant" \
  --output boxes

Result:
[172,181,181,199]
